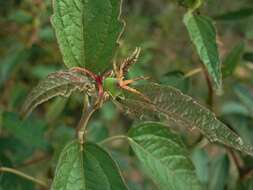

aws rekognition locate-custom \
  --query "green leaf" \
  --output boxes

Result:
[8,10,33,24]
[0,154,34,190]
[87,121,109,143]
[115,83,253,156]
[191,149,209,186]
[209,154,229,190]
[0,45,30,88]
[234,84,253,115]
[22,70,96,118]
[213,8,253,21]
[128,122,201,190]
[222,42,244,78]
[51,141,128,190]
[51,0,124,73]
[221,102,250,117]
[0,137,34,165]
[183,12,222,89]
[2,112,48,150]
[243,52,253,63]
[160,71,190,93]
[45,97,68,123]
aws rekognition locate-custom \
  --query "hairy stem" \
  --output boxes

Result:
[76,95,103,148]
[184,67,202,78]
[0,167,48,188]
[99,135,128,145]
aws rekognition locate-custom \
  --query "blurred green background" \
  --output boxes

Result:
[1,0,253,189]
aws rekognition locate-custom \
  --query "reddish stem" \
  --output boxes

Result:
[71,67,104,97]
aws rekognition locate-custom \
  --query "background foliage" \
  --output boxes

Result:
[1,0,253,189]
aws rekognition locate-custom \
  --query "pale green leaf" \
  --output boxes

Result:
[209,154,229,190]
[22,70,96,118]
[45,97,68,123]
[234,84,253,114]
[115,83,253,156]
[221,101,250,117]
[191,149,209,185]
[222,42,244,78]
[183,12,222,89]
[51,0,124,73]
[51,141,128,190]
[128,122,202,190]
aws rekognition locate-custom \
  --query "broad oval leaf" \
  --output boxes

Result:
[115,83,253,156]
[51,0,125,73]
[128,122,202,190]
[51,141,128,190]
[22,70,96,118]
[183,12,222,89]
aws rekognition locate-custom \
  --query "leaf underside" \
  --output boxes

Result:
[51,0,125,73]
[183,12,222,89]
[22,70,96,118]
[128,122,202,190]
[115,83,253,156]
[51,141,128,190]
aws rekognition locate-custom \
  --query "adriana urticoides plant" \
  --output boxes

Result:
[17,0,253,189]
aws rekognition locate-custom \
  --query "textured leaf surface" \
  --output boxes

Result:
[128,122,201,190]
[51,141,128,190]
[22,70,96,117]
[183,12,222,89]
[51,0,124,73]
[115,83,253,156]
[222,42,244,78]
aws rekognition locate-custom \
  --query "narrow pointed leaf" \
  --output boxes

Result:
[183,12,222,89]
[22,70,96,118]
[128,122,202,190]
[51,141,128,190]
[213,8,253,21]
[51,0,124,73]
[115,83,253,156]
[222,42,244,78]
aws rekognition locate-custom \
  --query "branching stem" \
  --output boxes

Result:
[184,67,202,78]
[76,95,103,149]
[0,167,48,188]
